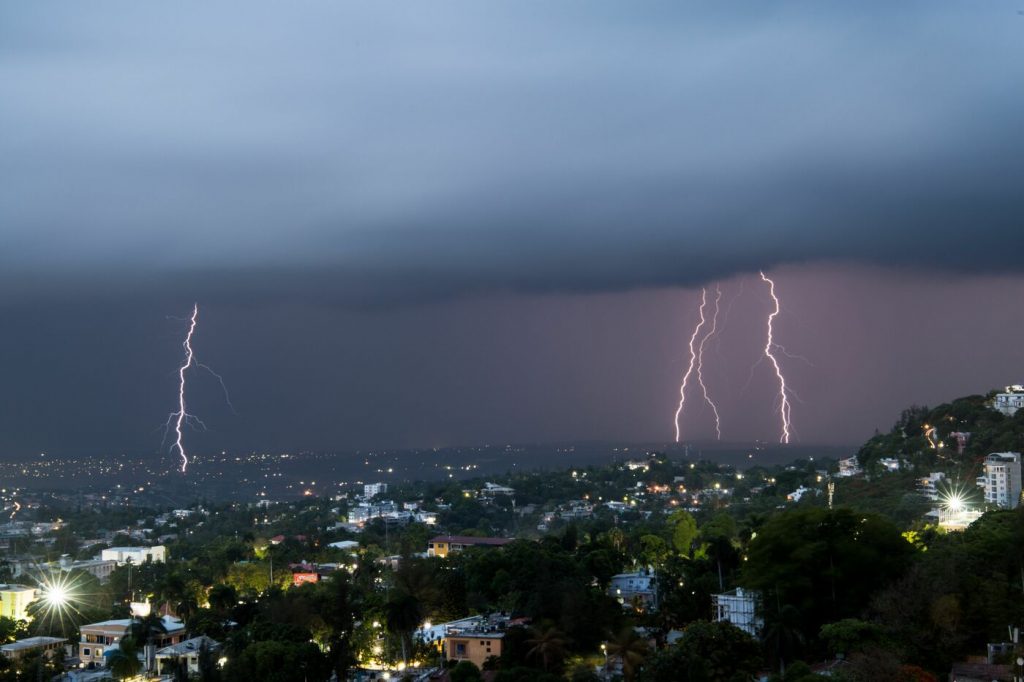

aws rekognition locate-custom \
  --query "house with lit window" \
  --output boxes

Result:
[78,616,186,669]
[426,535,512,558]
[609,570,658,611]
[443,626,505,668]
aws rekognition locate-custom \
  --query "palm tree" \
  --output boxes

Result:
[107,636,142,680]
[130,613,168,672]
[526,626,567,672]
[762,604,805,676]
[606,628,649,682]
[384,592,424,666]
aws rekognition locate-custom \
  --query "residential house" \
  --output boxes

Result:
[712,587,763,637]
[609,570,658,611]
[426,535,512,558]
[154,636,220,676]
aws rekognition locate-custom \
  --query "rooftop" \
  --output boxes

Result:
[429,535,512,546]
[1,637,66,653]
[0,584,34,593]
[155,636,220,657]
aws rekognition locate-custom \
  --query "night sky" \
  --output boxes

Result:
[2,3,1023,460]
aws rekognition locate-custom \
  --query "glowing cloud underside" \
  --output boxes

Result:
[760,272,793,444]
[695,284,723,440]
[675,288,709,442]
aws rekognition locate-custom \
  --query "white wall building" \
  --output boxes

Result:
[609,570,658,610]
[837,456,862,478]
[983,452,1022,509]
[993,386,1024,417]
[712,587,763,637]
[154,636,220,676]
[100,546,167,565]
[363,483,388,498]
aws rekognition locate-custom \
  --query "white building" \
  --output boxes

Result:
[100,546,167,565]
[609,570,657,610]
[993,386,1024,416]
[0,637,66,662]
[712,587,763,637]
[0,585,36,621]
[837,456,862,478]
[878,458,902,473]
[154,636,220,676]
[917,472,947,501]
[982,452,1022,509]
[363,483,388,499]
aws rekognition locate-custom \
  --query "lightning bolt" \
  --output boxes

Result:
[695,284,723,440]
[674,288,709,442]
[161,304,235,472]
[172,304,199,472]
[760,272,793,444]
[9,500,20,520]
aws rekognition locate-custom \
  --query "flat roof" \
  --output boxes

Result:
[0,584,35,593]
[446,631,505,639]
[1,637,66,652]
[429,536,511,546]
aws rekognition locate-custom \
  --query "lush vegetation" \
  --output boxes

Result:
[7,390,1024,680]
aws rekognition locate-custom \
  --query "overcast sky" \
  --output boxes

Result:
[2,2,1022,461]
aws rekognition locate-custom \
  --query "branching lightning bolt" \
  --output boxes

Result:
[172,304,199,472]
[760,272,793,444]
[161,304,234,472]
[695,285,723,440]
[674,288,709,442]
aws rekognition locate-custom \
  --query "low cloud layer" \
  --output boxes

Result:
[2,2,1023,305]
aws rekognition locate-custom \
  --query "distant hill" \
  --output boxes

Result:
[856,389,1024,474]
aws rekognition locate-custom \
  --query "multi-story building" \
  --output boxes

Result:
[609,570,658,611]
[0,637,66,662]
[983,452,1022,509]
[837,456,862,478]
[78,616,186,668]
[100,546,166,565]
[712,587,763,637]
[0,584,35,621]
[993,386,1024,416]
[54,555,118,582]
[426,535,512,558]
[443,626,505,668]
[363,483,388,499]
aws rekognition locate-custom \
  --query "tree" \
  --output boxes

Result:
[700,513,739,591]
[384,592,424,666]
[639,620,760,682]
[606,627,649,682]
[223,640,329,682]
[669,510,698,557]
[762,605,804,675]
[818,618,884,659]
[526,626,568,673]
[450,660,483,682]
[743,508,913,637]
[107,636,143,680]
[208,584,238,614]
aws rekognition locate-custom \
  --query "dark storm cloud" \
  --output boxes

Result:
[2,1,1023,306]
